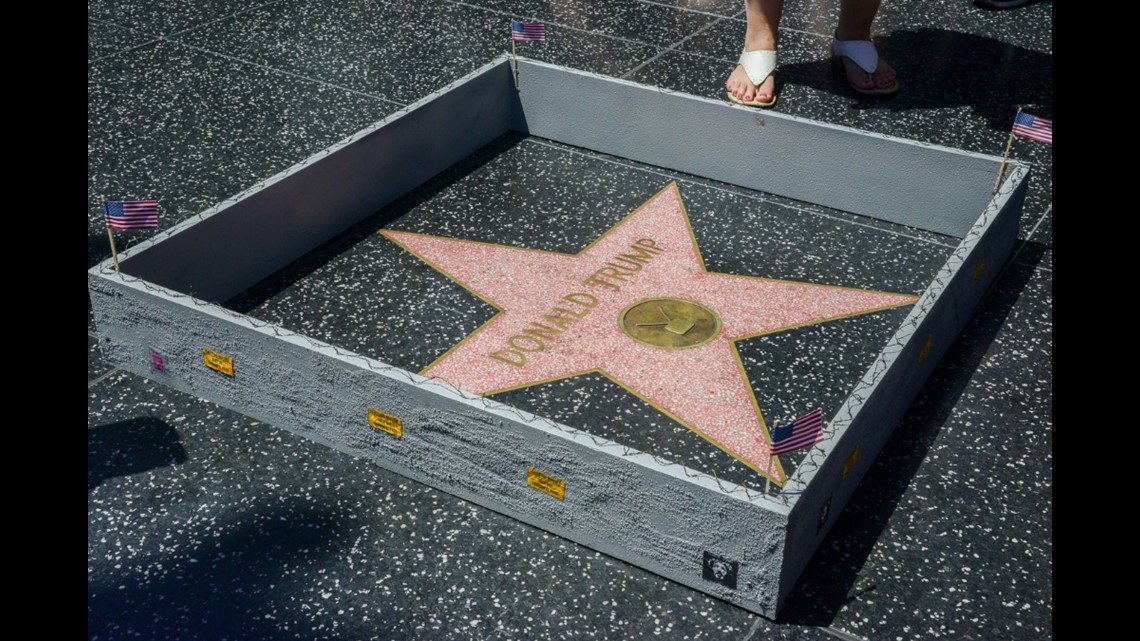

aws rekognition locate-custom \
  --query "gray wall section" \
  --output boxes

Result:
[773,165,1029,610]
[119,62,519,303]
[88,272,790,617]
[514,59,1000,238]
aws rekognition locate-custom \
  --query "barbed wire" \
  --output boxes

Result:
[773,164,1026,507]
[92,264,788,506]
[90,56,514,264]
[91,55,1030,512]
[91,164,1026,514]
[93,52,1030,256]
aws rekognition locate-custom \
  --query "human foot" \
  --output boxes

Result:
[831,37,898,95]
[726,50,777,107]
[840,52,897,93]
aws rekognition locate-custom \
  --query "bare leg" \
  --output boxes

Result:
[726,0,784,104]
[835,0,897,91]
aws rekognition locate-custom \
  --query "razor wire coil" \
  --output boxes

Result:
[91,116,1023,509]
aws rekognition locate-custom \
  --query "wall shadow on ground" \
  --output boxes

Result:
[774,247,1046,625]
[223,130,530,315]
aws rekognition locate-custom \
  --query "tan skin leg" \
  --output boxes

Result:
[727,0,896,100]
[726,0,782,104]
[836,0,897,91]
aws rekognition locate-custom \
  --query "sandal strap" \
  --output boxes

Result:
[737,50,776,86]
[831,37,879,74]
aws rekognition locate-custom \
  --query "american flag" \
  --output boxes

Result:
[511,20,545,42]
[104,200,159,230]
[770,408,825,455]
[150,347,168,374]
[1011,112,1052,144]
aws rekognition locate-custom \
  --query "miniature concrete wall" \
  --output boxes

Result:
[118,61,519,304]
[117,57,1011,306]
[89,272,792,616]
[513,59,1000,238]
[89,56,1029,618]
[775,165,1029,606]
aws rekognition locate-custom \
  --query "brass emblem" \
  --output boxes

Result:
[620,297,721,349]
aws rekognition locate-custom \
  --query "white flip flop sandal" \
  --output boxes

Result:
[831,36,899,96]
[727,49,777,108]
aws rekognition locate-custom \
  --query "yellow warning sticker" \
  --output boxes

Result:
[202,348,234,377]
[842,445,860,480]
[368,408,403,438]
[918,334,933,363]
[971,258,986,284]
[527,467,565,501]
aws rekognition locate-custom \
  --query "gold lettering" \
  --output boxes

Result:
[489,350,526,366]
[522,322,562,342]
[597,267,629,281]
[542,313,579,330]
[493,243,669,366]
[608,257,644,272]
[634,238,662,253]
[605,261,641,274]
[582,274,620,290]
[508,335,545,352]
[620,246,656,263]
[551,306,588,318]
[563,292,598,307]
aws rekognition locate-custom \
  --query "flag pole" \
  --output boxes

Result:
[993,106,1022,194]
[511,35,519,89]
[102,195,121,273]
[764,458,772,496]
[764,421,776,496]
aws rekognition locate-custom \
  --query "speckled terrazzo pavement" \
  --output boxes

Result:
[89,1,1051,639]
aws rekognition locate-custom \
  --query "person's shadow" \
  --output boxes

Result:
[88,418,188,490]
[779,27,1052,129]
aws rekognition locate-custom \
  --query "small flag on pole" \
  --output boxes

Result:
[103,200,159,230]
[993,108,1048,192]
[511,20,546,42]
[770,408,825,455]
[1011,112,1052,144]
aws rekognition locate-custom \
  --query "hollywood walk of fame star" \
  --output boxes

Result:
[381,183,917,485]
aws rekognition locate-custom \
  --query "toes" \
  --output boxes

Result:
[727,66,749,99]
[839,53,896,92]
[874,61,897,89]
[728,67,759,101]
[841,58,873,89]
[852,72,874,90]
[728,63,776,104]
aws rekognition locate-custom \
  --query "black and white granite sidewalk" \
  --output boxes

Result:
[89,1,1051,639]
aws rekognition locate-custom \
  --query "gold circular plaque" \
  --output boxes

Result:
[619,297,722,349]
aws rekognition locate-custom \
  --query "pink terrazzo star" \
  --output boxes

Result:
[382,183,917,484]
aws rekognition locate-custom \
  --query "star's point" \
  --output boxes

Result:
[383,183,916,485]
